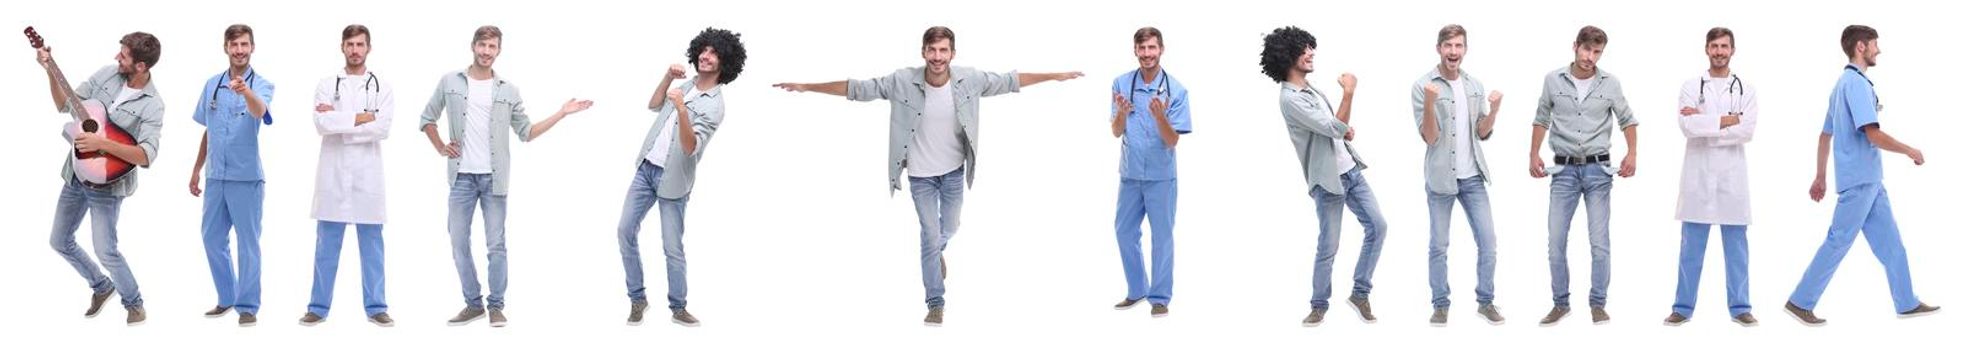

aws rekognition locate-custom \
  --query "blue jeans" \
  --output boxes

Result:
[1789,183,1922,312]
[50,177,143,307]
[308,221,387,318]
[1674,222,1749,318]
[201,179,264,314]
[1115,178,1177,305]
[910,168,964,309]
[1547,164,1613,308]
[1309,168,1387,308]
[617,162,691,310]
[448,173,508,310]
[1428,176,1497,309]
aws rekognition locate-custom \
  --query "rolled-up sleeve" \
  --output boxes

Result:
[974,70,1020,97]
[847,72,899,102]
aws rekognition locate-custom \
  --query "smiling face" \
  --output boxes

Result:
[922,38,953,76]
[225,33,254,69]
[1135,36,1162,71]
[1439,34,1466,72]
[1705,35,1732,70]
[472,37,500,69]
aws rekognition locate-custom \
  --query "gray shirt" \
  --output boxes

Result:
[1278,82,1365,194]
[638,82,725,200]
[418,70,536,195]
[1533,68,1636,158]
[63,65,165,197]
[1412,68,1493,195]
[846,66,1020,194]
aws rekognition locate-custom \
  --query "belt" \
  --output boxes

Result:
[1554,154,1610,165]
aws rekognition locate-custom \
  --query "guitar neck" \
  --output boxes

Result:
[42,57,92,123]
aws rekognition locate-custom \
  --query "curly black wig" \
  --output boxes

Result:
[1259,26,1317,83]
[689,27,747,85]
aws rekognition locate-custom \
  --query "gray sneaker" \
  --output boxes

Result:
[1785,302,1825,326]
[1150,304,1169,318]
[1429,308,1449,326]
[489,309,508,328]
[924,307,944,327]
[203,305,232,318]
[1539,306,1570,326]
[1478,304,1505,325]
[85,290,114,318]
[1731,313,1757,327]
[368,313,395,327]
[447,306,486,326]
[126,306,146,326]
[1590,307,1610,325]
[1663,312,1688,326]
[299,312,325,327]
[1114,298,1144,310]
[1347,295,1376,323]
[672,309,701,327]
[627,302,648,326]
[1898,303,1941,319]
[239,312,258,327]
[1301,308,1327,327]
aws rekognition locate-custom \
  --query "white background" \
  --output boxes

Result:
[3,0,1955,348]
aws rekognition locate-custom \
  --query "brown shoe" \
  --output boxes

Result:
[1429,308,1449,326]
[1731,313,1758,327]
[85,290,114,318]
[299,312,325,327]
[489,308,508,328]
[1113,298,1144,310]
[1590,307,1610,325]
[1663,312,1688,326]
[1478,304,1506,325]
[672,309,701,327]
[1301,308,1327,327]
[203,305,233,318]
[626,302,648,326]
[1898,303,1941,319]
[923,307,944,327]
[1785,301,1825,326]
[1150,304,1169,318]
[1538,306,1570,326]
[1347,295,1377,323]
[239,313,258,327]
[446,306,486,326]
[368,313,395,327]
[125,306,146,326]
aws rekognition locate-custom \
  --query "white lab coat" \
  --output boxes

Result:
[312,71,394,224]
[1675,73,1757,225]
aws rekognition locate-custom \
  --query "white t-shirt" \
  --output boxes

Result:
[1570,75,1595,102]
[907,83,964,177]
[459,77,495,174]
[1448,78,1477,179]
[110,86,141,110]
[645,95,684,167]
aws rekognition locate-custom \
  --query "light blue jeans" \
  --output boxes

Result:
[50,177,143,307]
[1115,178,1177,305]
[910,168,964,309]
[1789,183,1922,313]
[307,221,387,318]
[448,173,508,310]
[201,179,264,314]
[1547,164,1613,308]
[1309,168,1387,309]
[1673,222,1749,318]
[617,162,691,310]
[1428,176,1497,309]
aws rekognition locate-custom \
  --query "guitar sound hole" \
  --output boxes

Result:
[81,119,99,133]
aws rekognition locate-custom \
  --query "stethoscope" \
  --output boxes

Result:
[1846,65,1882,112]
[335,72,381,112]
[208,70,272,124]
[1697,74,1745,114]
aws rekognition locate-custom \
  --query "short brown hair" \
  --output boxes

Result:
[121,32,161,68]
[1134,27,1163,46]
[342,24,371,42]
[1574,25,1608,47]
[1705,27,1734,45]
[1840,25,1879,59]
[922,26,954,49]
[1437,24,1467,46]
[473,25,503,44]
[224,24,253,44]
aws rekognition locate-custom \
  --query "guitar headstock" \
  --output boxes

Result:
[25,26,44,49]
